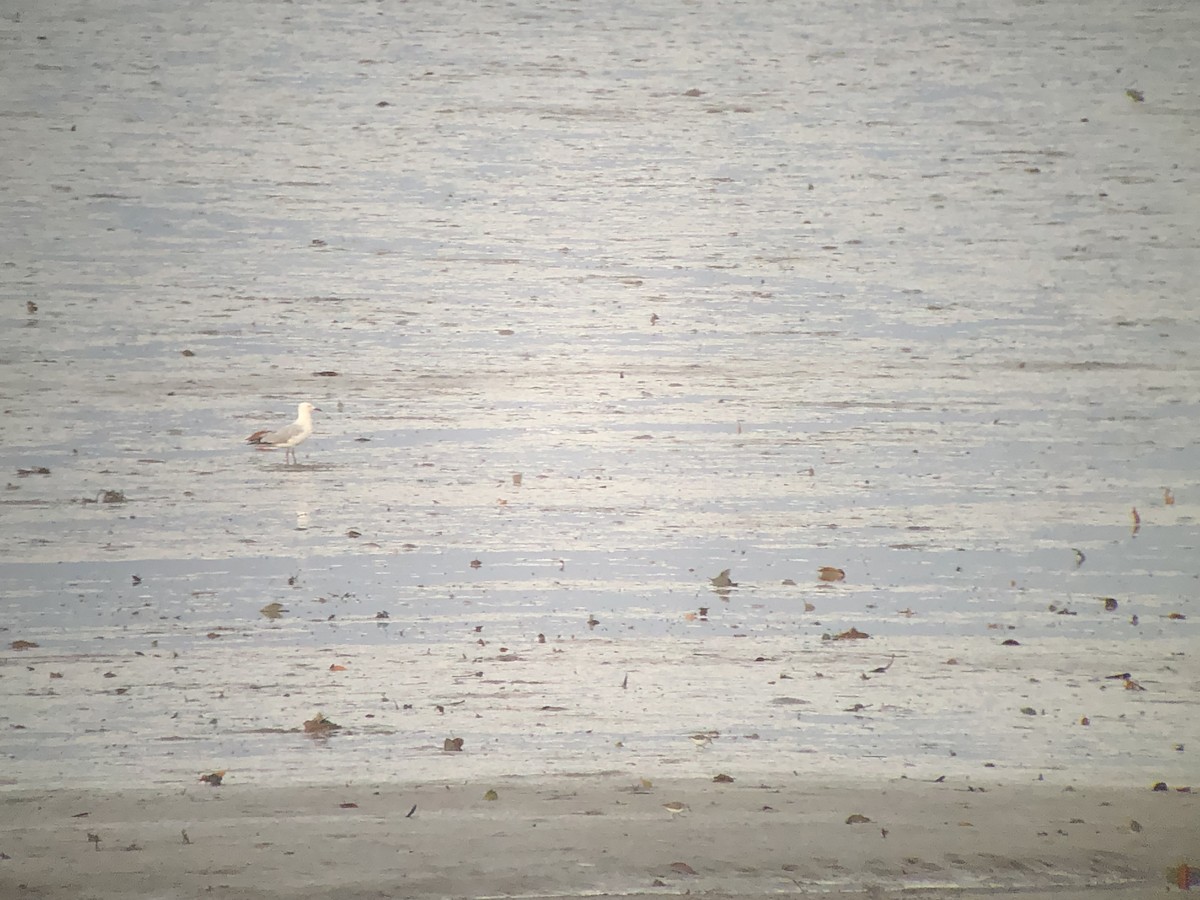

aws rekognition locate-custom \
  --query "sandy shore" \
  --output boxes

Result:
[3,775,1194,899]
[4,633,1196,898]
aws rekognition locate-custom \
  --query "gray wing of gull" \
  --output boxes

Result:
[259,422,305,445]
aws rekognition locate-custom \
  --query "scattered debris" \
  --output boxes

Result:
[1175,863,1200,890]
[199,771,225,786]
[818,566,846,582]
[829,627,870,641]
[443,737,464,752]
[1108,672,1146,691]
[303,712,342,735]
[845,814,872,824]
[710,569,737,589]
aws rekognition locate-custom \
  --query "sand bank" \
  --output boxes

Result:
[3,775,1195,899]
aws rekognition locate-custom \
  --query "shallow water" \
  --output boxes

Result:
[1,0,1198,789]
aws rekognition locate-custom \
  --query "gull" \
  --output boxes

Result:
[246,402,320,464]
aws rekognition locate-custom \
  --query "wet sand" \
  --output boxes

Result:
[3,776,1196,899]
[3,632,1196,897]
[2,632,1196,789]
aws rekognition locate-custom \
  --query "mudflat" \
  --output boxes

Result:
[3,630,1195,898]
[3,0,1198,897]
[3,776,1195,899]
